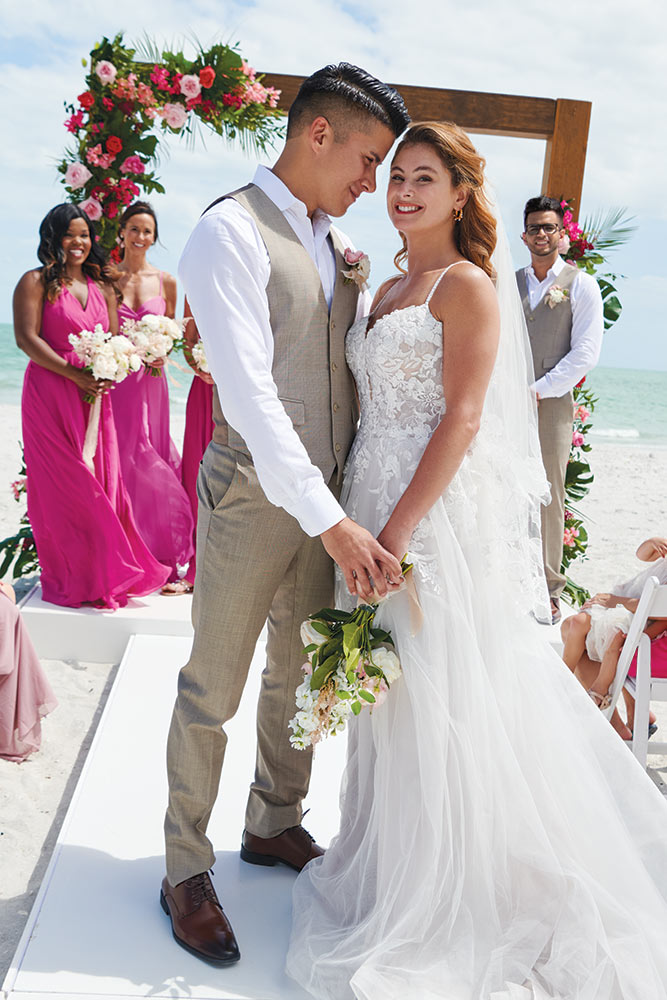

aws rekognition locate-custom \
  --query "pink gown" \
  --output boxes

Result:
[21,278,170,609]
[180,375,214,584]
[0,588,57,762]
[112,277,194,580]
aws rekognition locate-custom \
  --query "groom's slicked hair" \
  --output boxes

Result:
[287,63,410,141]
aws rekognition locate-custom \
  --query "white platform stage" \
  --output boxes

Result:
[2,634,347,1000]
[19,586,195,662]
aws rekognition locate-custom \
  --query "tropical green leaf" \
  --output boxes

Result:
[358,689,376,703]
[351,701,362,715]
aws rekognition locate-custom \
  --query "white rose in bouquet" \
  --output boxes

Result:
[371,646,402,685]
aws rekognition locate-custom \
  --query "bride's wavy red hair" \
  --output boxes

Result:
[392,121,497,278]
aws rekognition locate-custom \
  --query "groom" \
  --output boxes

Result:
[161,64,410,964]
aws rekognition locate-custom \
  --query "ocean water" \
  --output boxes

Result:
[1,322,665,446]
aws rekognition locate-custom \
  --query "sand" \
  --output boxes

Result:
[0,400,666,982]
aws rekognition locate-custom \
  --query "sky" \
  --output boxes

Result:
[1,0,665,370]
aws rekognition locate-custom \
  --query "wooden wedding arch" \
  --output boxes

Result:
[262,74,592,220]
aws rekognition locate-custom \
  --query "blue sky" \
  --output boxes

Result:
[1,0,665,369]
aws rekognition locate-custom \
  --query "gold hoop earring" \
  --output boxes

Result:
[453,208,463,223]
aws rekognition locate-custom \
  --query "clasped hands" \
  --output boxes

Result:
[321,516,406,603]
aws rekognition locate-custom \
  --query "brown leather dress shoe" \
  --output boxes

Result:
[160,872,240,966]
[241,825,324,872]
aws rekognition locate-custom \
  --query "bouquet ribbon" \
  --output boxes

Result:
[82,395,102,474]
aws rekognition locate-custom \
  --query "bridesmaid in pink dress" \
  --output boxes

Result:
[180,301,214,588]
[13,204,170,609]
[0,581,57,761]
[111,202,194,587]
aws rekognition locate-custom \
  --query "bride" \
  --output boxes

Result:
[286,122,667,999]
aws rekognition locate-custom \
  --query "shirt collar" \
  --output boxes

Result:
[525,255,566,283]
[252,165,332,241]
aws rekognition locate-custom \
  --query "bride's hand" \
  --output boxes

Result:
[377,520,412,567]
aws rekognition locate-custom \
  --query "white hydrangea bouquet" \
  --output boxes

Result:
[289,561,414,751]
[68,323,143,471]
[120,314,185,375]
[68,324,143,402]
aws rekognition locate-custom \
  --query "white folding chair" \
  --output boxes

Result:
[603,576,667,767]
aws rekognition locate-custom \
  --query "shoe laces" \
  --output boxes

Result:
[184,871,218,908]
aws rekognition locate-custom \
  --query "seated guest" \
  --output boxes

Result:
[516,196,604,624]
[0,580,57,761]
[111,202,194,588]
[13,204,169,608]
[561,535,667,738]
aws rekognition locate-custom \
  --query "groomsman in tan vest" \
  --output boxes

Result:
[516,196,603,625]
[161,64,410,965]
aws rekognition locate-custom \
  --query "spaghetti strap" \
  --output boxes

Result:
[425,260,468,305]
[158,271,163,296]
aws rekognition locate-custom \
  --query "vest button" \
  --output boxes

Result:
[333,402,339,412]
[335,443,341,453]
[331,362,338,372]
[331,321,336,330]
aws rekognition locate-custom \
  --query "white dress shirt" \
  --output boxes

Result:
[179,165,368,537]
[523,256,604,398]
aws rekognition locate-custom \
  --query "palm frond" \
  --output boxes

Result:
[131,32,164,63]
[581,207,637,253]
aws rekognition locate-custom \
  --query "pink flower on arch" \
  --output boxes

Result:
[151,66,171,90]
[80,197,103,221]
[575,405,590,423]
[161,102,188,130]
[65,161,92,190]
[119,155,145,175]
[95,60,117,85]
[180,74,202,100]
[572,430,585,448]
[65,111,84,133]
[563,526,580,548]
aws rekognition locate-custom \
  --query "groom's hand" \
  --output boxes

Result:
[321,517,403,601]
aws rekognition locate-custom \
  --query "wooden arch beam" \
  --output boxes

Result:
[260,73,592,219]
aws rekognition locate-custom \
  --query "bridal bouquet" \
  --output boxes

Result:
[289,560,415,750]
[68,324,142,402]
[120,314,185,375]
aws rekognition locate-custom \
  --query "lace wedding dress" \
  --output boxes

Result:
[286,267,667,1000]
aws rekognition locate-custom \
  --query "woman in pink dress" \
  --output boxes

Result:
[14,203,169,609]
[111,202,194,587]
[0,580,57,761]
[179,301,214,589]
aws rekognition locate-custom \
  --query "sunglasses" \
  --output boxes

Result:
[525,224,561,235]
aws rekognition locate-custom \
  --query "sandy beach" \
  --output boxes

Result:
[1,400,666,981]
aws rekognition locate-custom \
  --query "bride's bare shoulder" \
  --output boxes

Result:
[370,274,402,312]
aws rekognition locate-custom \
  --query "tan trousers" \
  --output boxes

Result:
[537,393,574,601]
[164,442,336,885]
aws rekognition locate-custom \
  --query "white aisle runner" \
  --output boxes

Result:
[3,634,348,1000]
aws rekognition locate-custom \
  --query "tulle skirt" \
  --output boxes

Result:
[287,438,667,1000]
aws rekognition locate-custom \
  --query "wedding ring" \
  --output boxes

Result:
[351,570,357,579]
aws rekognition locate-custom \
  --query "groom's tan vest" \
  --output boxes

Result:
[207,184,359,484]
[515,263,579,387]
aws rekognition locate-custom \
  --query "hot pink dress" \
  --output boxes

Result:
[112,276,194,580]
[180,375,214,584]
[0,588,57,762]
[21,278,170,609]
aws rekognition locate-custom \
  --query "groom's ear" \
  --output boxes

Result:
[308,115,334,152]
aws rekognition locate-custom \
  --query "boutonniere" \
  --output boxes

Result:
[545,284,570,309]
[342,248,371,292]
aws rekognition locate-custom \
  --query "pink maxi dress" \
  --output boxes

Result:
[21,278,170,609]
[180,375,214,584]
[112,276,194,581]
[0,587,57,762]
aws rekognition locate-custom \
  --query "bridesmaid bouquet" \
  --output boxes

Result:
[68,324,143,472]
[190,340,210,374]
[68,324,142,402]
[120,314,185,375]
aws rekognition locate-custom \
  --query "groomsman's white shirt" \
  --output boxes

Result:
[523,255,604,399]
[179,165,369,538]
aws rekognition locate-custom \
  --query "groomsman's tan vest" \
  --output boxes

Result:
[206,184,359,484]
[515,263,579,388]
